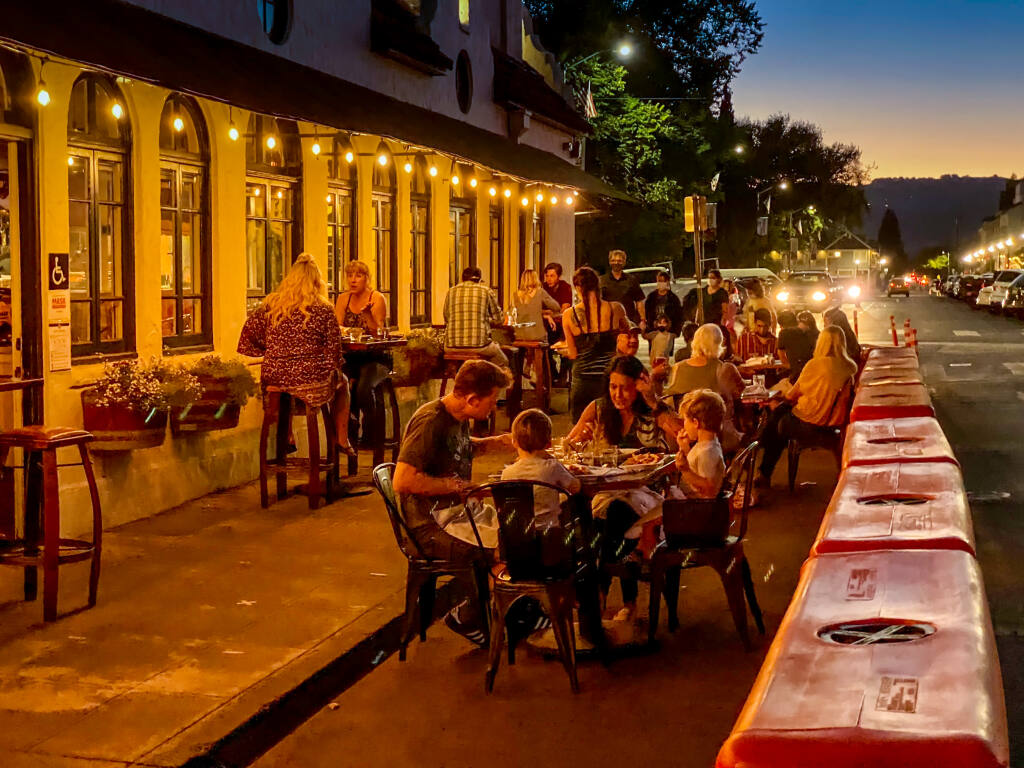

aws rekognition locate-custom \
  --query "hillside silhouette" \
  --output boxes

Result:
[861,176,1009,258]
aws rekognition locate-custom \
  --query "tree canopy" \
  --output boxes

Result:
[877,209,909,272]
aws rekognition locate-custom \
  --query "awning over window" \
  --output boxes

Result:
[3,1,629,200]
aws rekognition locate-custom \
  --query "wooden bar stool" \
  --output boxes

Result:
[346,375,402,475]
[259,388,338,510]
[0,426,102,622]
[438,350,497,435]
[508,340,551,415]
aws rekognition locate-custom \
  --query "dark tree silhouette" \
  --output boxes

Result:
[877,208,908,272]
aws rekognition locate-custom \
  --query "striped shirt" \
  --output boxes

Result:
[736,329,778,362]
[443,281,504,348]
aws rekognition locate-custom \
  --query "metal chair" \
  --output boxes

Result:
[370,463,490,661]
[465,480,584,694]
[647,442,766,648]
[786,383,853,492]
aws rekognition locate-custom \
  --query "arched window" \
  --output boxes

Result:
[408,157,432,325]
[67,74,133,356]
[245,114,301,312]
[326,135,357,302]
[372,155,397,325]
[159,95,210,346]
[449,163,475,286]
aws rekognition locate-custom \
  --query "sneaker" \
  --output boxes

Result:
[443,601,488,648]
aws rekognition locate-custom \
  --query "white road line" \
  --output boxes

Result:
[954,330,980,337]
[1004,363,1024,375]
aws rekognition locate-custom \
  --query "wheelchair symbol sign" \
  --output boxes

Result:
[49,253,70,290]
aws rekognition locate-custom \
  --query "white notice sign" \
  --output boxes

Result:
[49,290,70,324]
[48,324,71,372]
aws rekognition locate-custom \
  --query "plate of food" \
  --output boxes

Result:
[621,452,665,469]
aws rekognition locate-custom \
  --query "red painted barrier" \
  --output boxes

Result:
[850,382,934,422]
[716,549,1009,768]
[811,461,974,556]
[867,345,919,366]
[842,417,958,468]
[858,366,924,387]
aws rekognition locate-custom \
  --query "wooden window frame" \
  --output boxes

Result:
[245,176,300,313]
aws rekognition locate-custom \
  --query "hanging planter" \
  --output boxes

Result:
[81,359,200,451]
[171,356,257,435]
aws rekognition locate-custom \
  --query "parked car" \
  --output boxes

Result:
[773,271,840,311]
[986,269,1023,313]
[718,267,782,292]
[946,275,962,297]
[887,276,911,297]
[976,272,1002,309]
[959,274,987,306]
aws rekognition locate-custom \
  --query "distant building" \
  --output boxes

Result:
[821,232,880,278]
[964,181,1024,271]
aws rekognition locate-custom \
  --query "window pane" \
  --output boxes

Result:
[160,210,176,293]
[247,185,266,218]
[270,187,291,219]
[97,159,122,204]
[327,226,337,295]
[246,219,266,293]
[98,299,123,342]
[69,201,91,296]
[268,220,289,292]
[68,156,89,200]
[161,298,177,337]
[326,193,336,225]
[182,172,198,210]
[160,169,176,208]
[182,298,201,336]
[181,212,198,293]
[71,301,92,344]
[98,205,122,296]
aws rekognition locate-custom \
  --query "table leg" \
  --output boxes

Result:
[534,347,551,413]
[23,449,42,602]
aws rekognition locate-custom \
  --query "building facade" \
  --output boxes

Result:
[0,0,609,533]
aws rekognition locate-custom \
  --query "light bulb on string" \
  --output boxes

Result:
[550,195,559,205]
[276,190,283,199]
[266,135,277,150]
[429,165,438,177]
[503,188,512,199]
[377,153,388,166]
[252,186,261,197]
[488,187,497,197]
[311,141,321,156]
[173,115,184,132]
[228,125,239,141]
[566,195,575,206]
[67,156,75,166]
[111,102,124,120]
[535,191,544,202]
[344,150,354,163]
[451,175,460,186]
[403,162,413,173]
[520,196,529,207]
[469,178,478,188]
[36,85,50,106]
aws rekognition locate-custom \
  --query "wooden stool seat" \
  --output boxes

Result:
[0,426,94,450]
[259,388,339,510]
[0,425,102,622]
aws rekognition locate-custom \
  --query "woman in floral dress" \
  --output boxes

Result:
[238,253,355,454]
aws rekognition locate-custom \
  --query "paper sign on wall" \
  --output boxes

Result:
[48,325,71,372]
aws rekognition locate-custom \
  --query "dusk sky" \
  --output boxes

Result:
[730,0,1024,180]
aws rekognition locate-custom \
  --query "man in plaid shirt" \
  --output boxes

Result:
[443,266,509,367]
[736,308,778,361]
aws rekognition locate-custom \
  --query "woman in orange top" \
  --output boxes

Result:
[755,325,857,488]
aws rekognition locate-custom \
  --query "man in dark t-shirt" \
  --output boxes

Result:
[776,310,814,381]
[683,268,730,325]
[394,360,513,642]
[599,249,646,327]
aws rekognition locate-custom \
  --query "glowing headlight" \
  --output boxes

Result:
[812,291,827,302]
[847,285,861,299]
[776,291,790,302]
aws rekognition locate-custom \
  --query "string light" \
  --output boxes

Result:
[266,135,277,150]
[550,195,559,205]
[344,150,354,163]
[67,156,75,166]
[228,125,239,141]
[520,196,529,207]
[325,194,331,203]
[566,195,575,206]
[469,178,478,188]
[451,175,460,186]
[36,58,50,106]
[377,153,388,166]
[535,191,544,202]
[488,186,497,197]
[311,141,322,155]
[503,188,512,198]
[252,187,261,197]
[173,115,184,132]
[276,190,283,199]
[111,103,124,120]
[403,161,413,173]
[429,165,438,177]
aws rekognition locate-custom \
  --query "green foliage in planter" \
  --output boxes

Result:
[186,354,259,407]
[89,358,201,412]
[392,327,445,386]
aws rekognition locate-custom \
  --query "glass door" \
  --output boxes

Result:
[0,139,21,427]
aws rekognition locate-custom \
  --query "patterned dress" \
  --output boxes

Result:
[238,301,344,407]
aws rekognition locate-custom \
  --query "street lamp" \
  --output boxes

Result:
[564,43,633,71]
[756,181,788,212]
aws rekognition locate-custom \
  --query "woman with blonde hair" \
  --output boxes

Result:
[238,253,355,455]
[335,260,390,442]
[510,268,561,342]
[755,325,857,490]
[660,323,744,450]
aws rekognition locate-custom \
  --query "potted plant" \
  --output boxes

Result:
[171,355,258,435]
[392,327,445,387]
[81,359,201,451]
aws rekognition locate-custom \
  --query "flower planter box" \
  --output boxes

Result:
[170,374,242,435]
[81,390,168,451]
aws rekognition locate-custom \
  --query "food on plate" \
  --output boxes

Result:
[622,452,661,466]
[566,463,591,475]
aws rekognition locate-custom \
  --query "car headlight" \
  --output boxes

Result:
[847,285,861,299]
[812,291,827,302]
[776,291,789,302]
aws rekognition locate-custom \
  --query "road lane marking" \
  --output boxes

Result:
[954,330,980,337]
[1004,363,1024,375]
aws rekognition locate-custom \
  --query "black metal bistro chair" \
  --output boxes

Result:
[465,481,584,694]
[371,463,490,661]
[647,442,766,649]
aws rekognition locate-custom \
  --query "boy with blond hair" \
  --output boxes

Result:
[501,409,581,527]
[675,389,727,499]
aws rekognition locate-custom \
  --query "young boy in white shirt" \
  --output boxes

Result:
[500,408,581,528]
[674,388,727,499]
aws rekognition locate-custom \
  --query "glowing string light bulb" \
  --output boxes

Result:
[228,125,239,141]
[503,188,512,198]
[111,102,124,120]
[403,162,413,173]
[469,178,478,188]
[428,165,438,177]
[173,116,184,132]
[344,150,354,163]
[266,135,277,150]
[311,141,321,156]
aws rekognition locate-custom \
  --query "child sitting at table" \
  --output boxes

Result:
[500,408,581,529]
[674,389,727,499]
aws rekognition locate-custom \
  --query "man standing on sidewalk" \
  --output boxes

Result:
[393,360,513,644]
[599,249,646,329]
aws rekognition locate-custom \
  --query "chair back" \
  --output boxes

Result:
[371,463,425,560]
[725,440,759,540]
[467,480,576,582]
